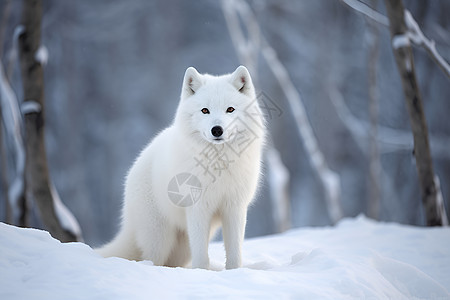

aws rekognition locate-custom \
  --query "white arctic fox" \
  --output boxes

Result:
[97,66,265,269]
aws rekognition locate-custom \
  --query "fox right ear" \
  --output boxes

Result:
[230,65,253,97]
[182,67,202,97]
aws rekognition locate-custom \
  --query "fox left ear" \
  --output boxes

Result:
[182,67,203,98]
[230,65,253,96]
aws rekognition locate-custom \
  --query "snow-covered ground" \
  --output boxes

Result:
[1,215,449,299]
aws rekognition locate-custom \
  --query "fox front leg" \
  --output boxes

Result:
[221,205,247,269]
[186,207,211,269]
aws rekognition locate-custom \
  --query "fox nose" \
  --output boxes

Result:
[211,126,223,137]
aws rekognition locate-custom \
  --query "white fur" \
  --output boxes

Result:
[97,66,265,269]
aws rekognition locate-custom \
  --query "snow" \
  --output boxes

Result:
[404,10,450,78]
[35,45,49,66]
[392,10,450,77]
[391,34,412,72]
[392,34,411,50]
[50,183,83,241]
[1,216,449,299]
[21,100,42,114]
[404,10,426,46]
[340,0,389,27]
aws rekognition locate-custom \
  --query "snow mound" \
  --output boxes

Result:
[1,216,449,299]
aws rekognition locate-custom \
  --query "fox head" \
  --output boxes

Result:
[175,66,264,148]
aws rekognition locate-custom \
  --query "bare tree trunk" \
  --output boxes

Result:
[367,0,381,220]
[0,109,11,224]
[0,1,11,224]
[18,0,77,241]
[0,0,28,227]
[384,0,446,226]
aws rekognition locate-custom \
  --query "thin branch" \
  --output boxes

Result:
[340,0,389,27]
[434,176,449,226]
[328,87,399,219]
[0,62,27,224]
[340,0,450,80]
[266,148,291,233]
[223,0,344,223]
[222,0,260,80]
[403,10,450,79]
[329,87,450,158]
[223,0,291,231]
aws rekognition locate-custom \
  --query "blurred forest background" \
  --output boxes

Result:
[1,0,449,247]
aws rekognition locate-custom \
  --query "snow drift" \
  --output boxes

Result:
[0,216,449,299]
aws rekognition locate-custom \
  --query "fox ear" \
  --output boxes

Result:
[182,67,202,97]
[230,65,253,96]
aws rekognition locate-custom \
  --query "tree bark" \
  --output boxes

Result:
[0,108,12,224]
[18,0,77,241]
[367,0,381,220]
[384,0,446,226]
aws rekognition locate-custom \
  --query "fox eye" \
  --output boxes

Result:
[226,107,235,113]
[201,108,210,114]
